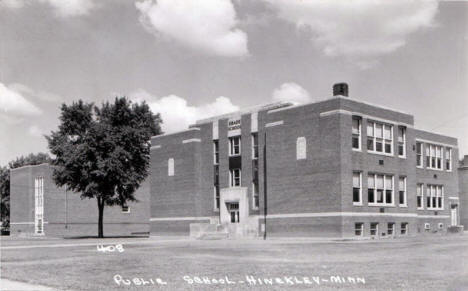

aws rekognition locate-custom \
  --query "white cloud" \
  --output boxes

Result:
[135,0,249,57]
[9,83,62,102]
[0,82,42,117]
[0,0,95,17]
[266,0,438,67]
[28,125,46,137]
[272,82,311,104]
[129,89,240,133]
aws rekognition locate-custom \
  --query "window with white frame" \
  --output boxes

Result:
[121,204,130,213]
[352,117,361,150]
[251,133,258,159]
[353,172,362,205]
[168,158,174,176]
[426,144,443,170]
[416,142,423,167]
[367,121,393,155]
[214,186,220,211]
[424,223,430,230]
[34,177,44,234]
[213,140,219,164]
[398,177,407,206]
[397,126,406,157]
[426,184,443,210]
[417,183,424,209]
[355,223,364,236]
[252,182,259,209]
[296,137,306,160]
[368,174,393,206]
[388,223,395,236]
[401,223,408,235]
[370,222,379,236]
[229,136,241,156]
[230,168,241,187]
[445,148,452,171]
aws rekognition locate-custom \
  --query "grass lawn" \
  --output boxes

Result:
[1,235,467,290]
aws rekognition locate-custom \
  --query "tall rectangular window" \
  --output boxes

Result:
[352,117,361,150]
[417,183,423,209]
[229,136,241,156]
[251,133,258,159]
[416,142,423,167]
[368,173,393,206]
[398,126,406,157]
[252,134,259,209]
[445,148,452,171]
[230,168,241,187]
[426,144,443,170]
[353,172,362,205]
[213,140,220,210]
[213,140,219,164]
[426,185,443,209]
[34,177,44,234]
[398,177,406,206]
[367,121,393,155]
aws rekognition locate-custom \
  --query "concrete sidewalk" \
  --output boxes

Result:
[0,279,59,291]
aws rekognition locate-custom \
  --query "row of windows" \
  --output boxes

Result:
[416,184,444,210]
[355,222,408,236]
[352,173,407,207]
[352,118,406,157]
[416,142,452,171]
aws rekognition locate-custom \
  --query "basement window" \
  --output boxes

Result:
[370,222,379,236]
[355,223,364,236]
[401,223,408,235]
[121,204,130,213]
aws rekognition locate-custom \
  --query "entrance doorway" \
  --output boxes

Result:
[451,204,458,226]
[227,202,240,223]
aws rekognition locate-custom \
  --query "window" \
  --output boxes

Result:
[168,158,174,176]
[424,223,430,230]
[426,144,443,170]
[214,186,220,211]
[388,223,395,236]
[417,184,423,209]
[121,204,130,213]
[252,182,259,209]
[416,142,423,167]
[398,177,406,206]
[251,133,258,159]
[353,172,362,205]
[213,141,220,210]
[401,223,408,235]
[368,174,393,206]
[445,148,452,171]
[367,121,393,155]
[397,126,406,157]
[34,177,44,234]
[229,136,241,156]
[370,222,379,236]
[355,223,364,236]
[230,168,241,187]
[352,117,361,150]
[296,137,306,160]
[213,140,219,164]
[426,185,443,209]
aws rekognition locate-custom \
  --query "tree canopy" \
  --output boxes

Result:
[46,97,161,237]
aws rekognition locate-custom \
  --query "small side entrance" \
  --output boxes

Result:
[227,202,240,223]
[451,204,458,226]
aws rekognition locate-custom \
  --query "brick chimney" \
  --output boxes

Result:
[333,83,349,97]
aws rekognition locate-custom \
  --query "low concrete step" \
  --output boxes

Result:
[197,232,229,240]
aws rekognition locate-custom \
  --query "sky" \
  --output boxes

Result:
[0,0,467,166]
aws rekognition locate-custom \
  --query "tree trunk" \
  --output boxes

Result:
[97,197,104,238]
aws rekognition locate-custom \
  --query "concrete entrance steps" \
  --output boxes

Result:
[190,221,259,240]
